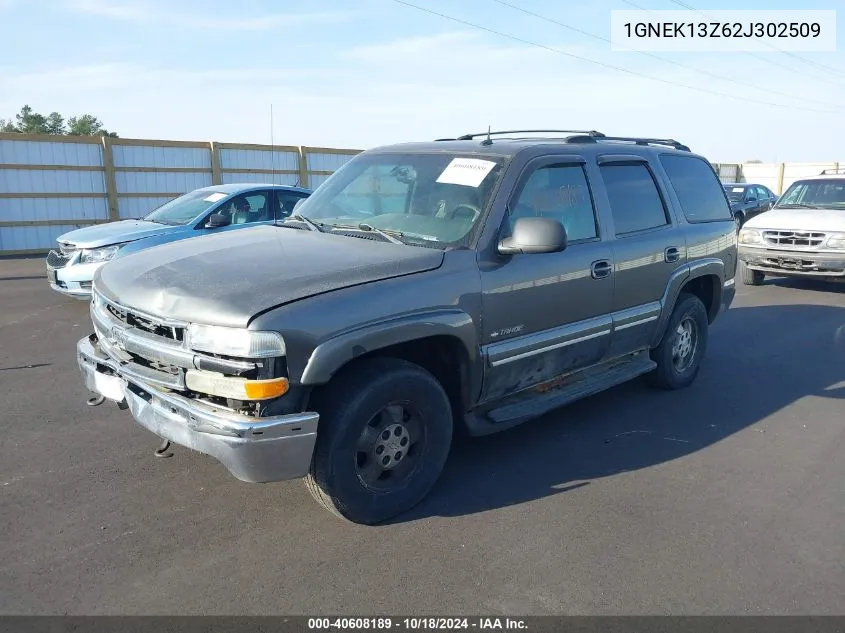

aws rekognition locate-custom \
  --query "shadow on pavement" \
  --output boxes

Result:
[395,303,845,523]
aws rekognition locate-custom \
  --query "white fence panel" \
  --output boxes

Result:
[0,139,102,166]
[117,196,175,219]
[115,171,212,194]
[112,145,211,168]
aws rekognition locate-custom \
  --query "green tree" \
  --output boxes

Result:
[67,114,117,137]
[0,105,117,137]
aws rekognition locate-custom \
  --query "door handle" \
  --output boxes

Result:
[664,247,681,263]
[591,259,612,279]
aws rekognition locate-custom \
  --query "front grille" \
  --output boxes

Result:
[763,230,826,248]
[105,302,185,342]
[46,250,71,268]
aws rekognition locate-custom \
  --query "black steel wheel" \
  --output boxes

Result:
[305,357,453,525]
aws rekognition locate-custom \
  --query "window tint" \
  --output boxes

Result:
[507,164,598,241]
[600,163,668,235]
[659,155,732,223]
[275,191,309,219]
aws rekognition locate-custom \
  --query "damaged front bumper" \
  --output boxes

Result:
[77,334,319,483]
[738,246,845,277]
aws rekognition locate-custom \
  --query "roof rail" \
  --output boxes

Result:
[819,167,845,175]
[439,129,606,141]
[564,135,690,152]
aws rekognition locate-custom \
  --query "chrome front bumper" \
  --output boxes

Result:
[77,334,320,483]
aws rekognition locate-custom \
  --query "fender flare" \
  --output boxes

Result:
[298,309,481,396]
[651,258,725,347]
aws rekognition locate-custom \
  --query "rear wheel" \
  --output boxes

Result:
[742,264,765,286]
[648,293,709,390]
[305,357,453,525]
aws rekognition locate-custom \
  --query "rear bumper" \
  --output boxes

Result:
[738,246,845,277]
[77,334,319,483]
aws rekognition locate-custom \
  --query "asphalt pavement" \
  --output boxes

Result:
[1,257,843,615]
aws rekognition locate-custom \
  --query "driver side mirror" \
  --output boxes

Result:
[498,217,567,255]
[205,212,231,229]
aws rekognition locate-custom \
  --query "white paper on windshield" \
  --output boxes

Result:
[204,192,228,202]
[731,187,744,192]
[436,158,497,188]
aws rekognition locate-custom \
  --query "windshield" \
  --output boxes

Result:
[776,179,845,209]
[724,186,747,203]
[143,190,230,225]
[290,152,507,247]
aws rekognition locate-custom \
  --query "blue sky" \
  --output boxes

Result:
[0,0,843,161]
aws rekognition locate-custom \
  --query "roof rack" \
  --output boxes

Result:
[565,135,690,152]
[436,129,606,141]
[819,167,845,175]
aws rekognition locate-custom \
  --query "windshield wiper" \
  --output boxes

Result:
[332,223,405,245]
[776,203,816,209]
[287,213,325,232]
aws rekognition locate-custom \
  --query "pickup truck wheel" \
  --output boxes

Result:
[742,264,765,286]
[647,292,709,391]
[305,357,453,525]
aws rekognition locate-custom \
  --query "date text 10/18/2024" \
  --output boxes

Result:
[308,618,528,630]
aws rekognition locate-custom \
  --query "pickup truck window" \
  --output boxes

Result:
[507,164,598,242]
[600,163,669,235]
[295,152,506,246]
[660,154,733,223]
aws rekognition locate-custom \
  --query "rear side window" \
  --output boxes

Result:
[660,154,732,223]
[600,163,669,235]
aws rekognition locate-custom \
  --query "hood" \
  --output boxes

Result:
[57,220,178,249]
[744,207,845,232]
[94,225,444,328]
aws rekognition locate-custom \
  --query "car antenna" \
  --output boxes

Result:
[481,125,493,146]
[269,103,277,185]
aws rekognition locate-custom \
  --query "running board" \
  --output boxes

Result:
[484,353,657,429]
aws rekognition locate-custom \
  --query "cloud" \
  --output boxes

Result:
[65,0,355,30]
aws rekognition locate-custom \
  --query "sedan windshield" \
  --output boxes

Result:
[290,152,507,247]
[143,190,230,225]
[777,179,845,209]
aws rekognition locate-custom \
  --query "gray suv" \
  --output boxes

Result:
[77,130,737,524]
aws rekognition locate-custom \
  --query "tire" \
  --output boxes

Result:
[647,292,709,391]
[742,264,765,286]
[305,357,453,525]
[734,212,744,232]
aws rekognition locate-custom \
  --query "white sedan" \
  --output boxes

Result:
[737,171,845,285]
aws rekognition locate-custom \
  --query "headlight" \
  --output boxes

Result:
[186,324,285,358]
[738,228,763,245]
[826,233,845,249]
[80,244,121,264]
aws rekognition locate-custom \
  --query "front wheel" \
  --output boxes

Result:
[305,357,453,525]
[742,264,765,286]
[734,212,744,232]
[647,293,709,390]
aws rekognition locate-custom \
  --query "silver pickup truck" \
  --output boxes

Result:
[77,130,737,525]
